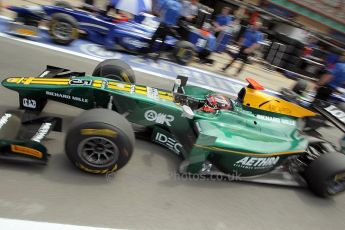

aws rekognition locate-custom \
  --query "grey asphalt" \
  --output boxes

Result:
[0,36,345,230]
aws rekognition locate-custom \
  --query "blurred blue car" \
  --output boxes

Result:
[7,4,214,65]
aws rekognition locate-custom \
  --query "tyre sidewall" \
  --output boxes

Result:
[50,14,78,45]
[65,122,133,174]
[305,152,345,197]
[174,42,195,65]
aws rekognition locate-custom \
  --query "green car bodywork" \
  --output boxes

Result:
[2,75,314,177]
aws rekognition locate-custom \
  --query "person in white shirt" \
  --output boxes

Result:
[180,0,199,23]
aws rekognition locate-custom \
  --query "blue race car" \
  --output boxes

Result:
[7,2,213,65]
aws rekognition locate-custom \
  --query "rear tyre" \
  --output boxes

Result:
[92,59,136,83]
[292,79,307,95]
[65,109,135,174]
[174,41,196,65]
[49,13,78,45]
[305,152,345,197]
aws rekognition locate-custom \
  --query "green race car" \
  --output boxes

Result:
[2,59,345,197]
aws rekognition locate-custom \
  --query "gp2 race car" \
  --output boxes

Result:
[2,59,345,197]
[6,2,211,65]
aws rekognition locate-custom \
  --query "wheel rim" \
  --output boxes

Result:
[77,137,119,168]
[326,174,345,195]
[178,48,194,63]
[53,21,73,40]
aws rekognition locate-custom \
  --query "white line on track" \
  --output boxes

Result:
[0,218,123,230]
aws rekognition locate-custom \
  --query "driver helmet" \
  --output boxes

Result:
[205,94,232,110]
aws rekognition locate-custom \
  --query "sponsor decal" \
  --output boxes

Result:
[144,110,174,126]
[81,129,117,138]
[130,84,136,93]
[69,79,93,86]
[256,114,296,126]
[0,113,12,129]
[31,123,52,142]
[80,44,122,59]
[154,132,182,154]
[46,91,89,103]
[101,80,108,89]
[22,98,37,109]
[79,22,109,31]
[15,28,37,36]
[6,78,22,83]
[11,145,43,159]
[234,156,280,170]
[325,105,345,123]
[196,38,207,48]
[122,37,148,49]
[146,87,159,100]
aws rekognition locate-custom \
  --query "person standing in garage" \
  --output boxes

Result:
[213,6,233,37]
[145,0,182,60]
[315,52,345,101]
[178,0,199,39]
[221,20,263,76]
[180,0,199,23]
[105,0,120,14]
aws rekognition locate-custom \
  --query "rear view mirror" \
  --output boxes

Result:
[181,105,194,119]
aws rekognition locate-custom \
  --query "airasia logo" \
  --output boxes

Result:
[123,37,148,48]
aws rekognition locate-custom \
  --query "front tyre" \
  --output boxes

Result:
[305,152,345,197]
[49,13,78,45]
[174,41,196,65]
[65,109,135,174]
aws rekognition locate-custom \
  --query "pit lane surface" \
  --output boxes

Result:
[0,36,344,230]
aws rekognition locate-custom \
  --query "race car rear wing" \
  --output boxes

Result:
[312,100,345,133]
[280,89,345,133]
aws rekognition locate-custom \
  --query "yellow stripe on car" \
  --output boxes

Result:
[135,86,146,91]
[29,81,70,85]
[23,77,34,85]
[32,78,70,82]
[108,84,131,92]
[135,89,147,95]
[159,95,174,101]
[92,83,102,88]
